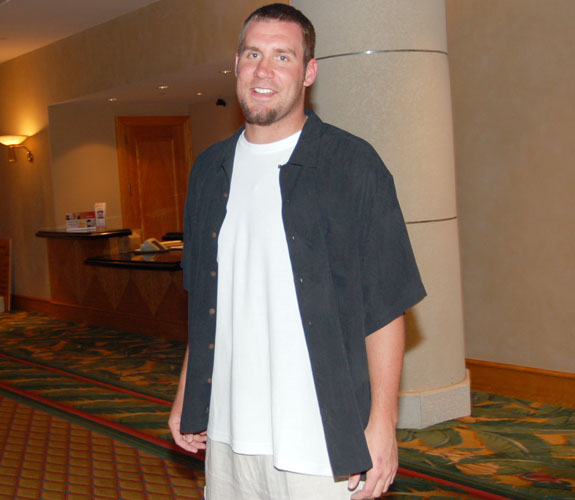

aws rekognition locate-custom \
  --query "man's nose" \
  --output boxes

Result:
[255,58,273,78]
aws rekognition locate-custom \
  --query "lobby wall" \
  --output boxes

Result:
[49,101,194,230]
[48,98,243,232]
[446,0,575,372]
[0,0,264,299]
[188,99,244,162]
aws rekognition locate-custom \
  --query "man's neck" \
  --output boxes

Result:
[244,112,307,144]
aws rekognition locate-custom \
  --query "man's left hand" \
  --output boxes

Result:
[348,420,398,499]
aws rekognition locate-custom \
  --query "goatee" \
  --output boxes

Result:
[239,98,279,126]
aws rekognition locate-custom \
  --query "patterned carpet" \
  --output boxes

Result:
[397,395,575,498]
[0,393,204,499]
[0,311,574,499]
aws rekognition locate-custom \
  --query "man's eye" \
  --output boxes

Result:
[248,53,259,59]
[278,55,288,62]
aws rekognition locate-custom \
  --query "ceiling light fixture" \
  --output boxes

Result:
[157,85,169,91]
[0,135,34,162]
[219,69,232,75]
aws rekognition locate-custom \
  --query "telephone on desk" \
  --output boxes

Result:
[137,238,183,253]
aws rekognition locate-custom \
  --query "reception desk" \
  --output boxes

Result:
[36,229,187,341]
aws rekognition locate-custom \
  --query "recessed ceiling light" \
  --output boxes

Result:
[107,98,118,102]
[219,69,232,75]
[196,92,204,96]
[157,85,169,91]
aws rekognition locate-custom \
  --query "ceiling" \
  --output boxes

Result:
[0,0,161,63]
[0,0,236,104]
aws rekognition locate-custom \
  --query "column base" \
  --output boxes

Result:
[397,370,471,429]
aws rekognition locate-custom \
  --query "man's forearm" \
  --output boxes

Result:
[349,315,405,498]
[172,344,190,413]
[365,314,405,426]
[169,344,207,452]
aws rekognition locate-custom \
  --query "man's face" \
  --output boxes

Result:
[235,20,316,128]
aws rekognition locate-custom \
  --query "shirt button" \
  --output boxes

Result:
[207,378,212,384]
[299,277,304,284]
[210,270,216,278]
[308,320,313,326]
[211,231,217,238]
[291,234,295,240]
[209,308,216,316]
[204,407,209,414]
[223,192,229,198]
[208,343,215,350]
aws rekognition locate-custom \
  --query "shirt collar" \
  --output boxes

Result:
[219,109,323,176]
[219,126,244,180]
[288,109,322,168]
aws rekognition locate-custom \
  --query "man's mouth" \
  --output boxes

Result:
[253,88,275,95]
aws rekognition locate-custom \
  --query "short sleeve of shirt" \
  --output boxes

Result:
[359,155,426,335]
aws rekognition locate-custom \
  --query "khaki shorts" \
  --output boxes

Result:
[204,438,363,500]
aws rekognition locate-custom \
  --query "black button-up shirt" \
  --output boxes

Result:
[180,110,426,476]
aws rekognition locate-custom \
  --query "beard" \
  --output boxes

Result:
[237,77,306,128]
[238,97,280,126]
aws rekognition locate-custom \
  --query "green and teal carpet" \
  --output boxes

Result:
[0,311,574,499]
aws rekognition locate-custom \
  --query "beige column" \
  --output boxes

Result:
[293,0,470,428]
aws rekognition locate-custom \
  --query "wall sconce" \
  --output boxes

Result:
[0,135,34,162]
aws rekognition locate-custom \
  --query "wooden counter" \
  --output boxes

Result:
[85,250,182,271]
[36,228,132,240]
[35,229,187,341]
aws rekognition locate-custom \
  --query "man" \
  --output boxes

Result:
[169,4,426,499]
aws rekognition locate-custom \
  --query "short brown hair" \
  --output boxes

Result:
[237,3,316,67]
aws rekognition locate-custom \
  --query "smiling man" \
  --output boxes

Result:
[169,4,425,500]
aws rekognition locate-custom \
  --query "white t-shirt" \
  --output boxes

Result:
[207,130,332,475]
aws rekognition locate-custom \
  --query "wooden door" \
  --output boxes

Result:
[116,116,191,240]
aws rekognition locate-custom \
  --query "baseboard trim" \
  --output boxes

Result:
[11,295,52,314]
[466,358,575,408]
[11,295,187,342]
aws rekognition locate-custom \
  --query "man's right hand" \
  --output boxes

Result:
[169,410,207,453]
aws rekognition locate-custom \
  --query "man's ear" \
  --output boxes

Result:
[234,53,239,77]
[303,58,318,87]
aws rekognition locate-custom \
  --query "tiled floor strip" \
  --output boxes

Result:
[0,394,204,500]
